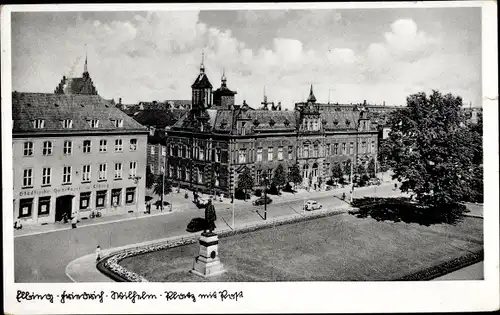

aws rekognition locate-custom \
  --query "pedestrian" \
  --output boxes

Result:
[14,218,23,230]
[155,201,160,211]
[71,213,77,229]
[95,245,101,262]
[342,192,346,200]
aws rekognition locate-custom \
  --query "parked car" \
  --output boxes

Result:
[252,196,273,206]
[304,200,322,211]
[369,178,381,186]
[186,217,207,233]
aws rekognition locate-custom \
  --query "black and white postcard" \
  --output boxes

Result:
[2,2,498,314]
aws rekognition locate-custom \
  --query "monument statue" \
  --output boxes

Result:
[204,199,217,234]
[191,199,225,277]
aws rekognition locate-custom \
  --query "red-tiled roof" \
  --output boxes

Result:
[12,92,148,134]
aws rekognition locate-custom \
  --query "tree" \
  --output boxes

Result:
[367,158,376,178]
[331,162,343,182]
[380,90,477,208]
[356,163,366,176]
[288,164,302,190]
[272,164,287,191]
[145,165,155,190]
[237,167,254,201]
[343,159,352,182]
[153,173,172,208]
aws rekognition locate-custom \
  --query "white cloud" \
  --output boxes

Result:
[12,12,481,110]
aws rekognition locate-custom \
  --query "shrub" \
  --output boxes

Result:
[326,179,335,186]
[255,189,262,197]
[283,182,294,193]
[268,183,280,195]
[235,188,250,200]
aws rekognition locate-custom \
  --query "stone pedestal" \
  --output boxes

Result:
[190,232,226,277]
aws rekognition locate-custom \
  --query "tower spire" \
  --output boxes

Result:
[84,44,88,73]
[307,84,316,103]
[200,50,205,73]
[221,68,226,86]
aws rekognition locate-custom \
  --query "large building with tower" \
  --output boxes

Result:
[12,60,149,226]
[166,60,381,197]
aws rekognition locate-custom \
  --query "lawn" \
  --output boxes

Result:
[119,213,483,282]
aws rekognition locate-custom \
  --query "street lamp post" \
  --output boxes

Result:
[263,174,268,220]
[232,168,235,229]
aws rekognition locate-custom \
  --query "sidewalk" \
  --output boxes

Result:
[15,181,396,237]
[66,203,352,282]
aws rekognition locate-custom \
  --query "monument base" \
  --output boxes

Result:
[190,232,226,278]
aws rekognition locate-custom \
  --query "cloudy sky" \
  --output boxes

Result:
[12,7,481,108]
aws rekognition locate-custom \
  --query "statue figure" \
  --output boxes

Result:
[204,199,217,234]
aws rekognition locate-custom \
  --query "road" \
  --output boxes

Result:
[14,184,400,282]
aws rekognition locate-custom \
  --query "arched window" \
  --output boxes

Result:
[312,163,319,178]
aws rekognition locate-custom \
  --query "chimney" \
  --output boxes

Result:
[383,101,385,106]
[119,97,122,105]
[363,100,367,106]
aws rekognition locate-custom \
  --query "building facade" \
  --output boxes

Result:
[166,62,380,197]
[12,93,149,225]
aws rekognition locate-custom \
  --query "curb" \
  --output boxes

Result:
[397,250,484,281]
[97,207,350,282]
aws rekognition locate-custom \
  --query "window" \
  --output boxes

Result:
[162,146,166,157]
[199,146,204,160]
[197,167,203,184]
[268,147,273,161]
[111,189,122,206]
[334,143,339,155]
[177,166,182,179]
[126,187,136,204]
[214,171,220,187]
[80,192,91,210]
[62,119,73,129]
[83,140,91,153]
[267,169,273,180]
[304,145,309,158]
[38,196,50,216]
[99,140,107,152]
[82,165,91,182]
[98,163,107,180]
[169,165,173,178]
[238,149,247,164]
[96,190,107,208]
[129,139,137,151]
[62,166,72,184]
[371,141,375,153]
[257,148,263,162]
[313,145,318,157]
[288,146,293,160]
[256,170,262,185]
[349,142,354,155]
[42,167,51,186]
[342,143,346,155]
[185,167,190,181]
[23,142,33,156]
[88,119,99,128]
[113,119,124,128]
[362,141,367,154]
[326,144,331,155]
[63,140,72,155]
[278,147,283,160]
[215,148,221,162]
[42,141,53,155]
[129,161,137,178]
[19,198,33,218]
[240,122,246,135]
[115,139,123,152]
[151,146,155,155]
[23,168,33,188]
[33,119,45,129]
[114,162,123,179]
